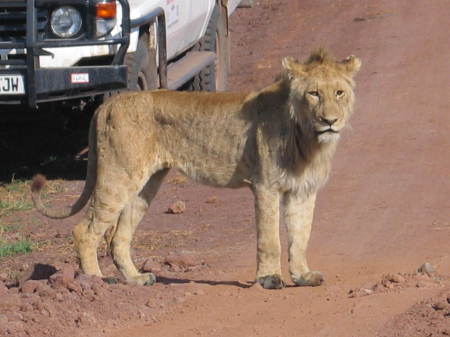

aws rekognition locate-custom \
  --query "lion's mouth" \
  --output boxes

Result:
[315,128,339,135]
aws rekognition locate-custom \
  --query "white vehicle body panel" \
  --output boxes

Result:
[130,0,214,59]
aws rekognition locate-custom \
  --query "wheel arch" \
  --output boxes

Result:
[129,8,168,88]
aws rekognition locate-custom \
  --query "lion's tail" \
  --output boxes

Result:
[31,115,98,219]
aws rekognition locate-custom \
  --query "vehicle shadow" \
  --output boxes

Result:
[0,105,93,183]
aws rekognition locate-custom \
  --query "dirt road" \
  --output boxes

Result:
[1,0,449,336]
[109,0,450,336]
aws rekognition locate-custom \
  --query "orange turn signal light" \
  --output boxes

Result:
[96,1,116,19]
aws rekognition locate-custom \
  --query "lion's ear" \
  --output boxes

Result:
[340,55,362,76]
[282,56,297,70]
[282,57,304,80]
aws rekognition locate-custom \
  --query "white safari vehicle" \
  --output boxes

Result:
[0,0,242,108]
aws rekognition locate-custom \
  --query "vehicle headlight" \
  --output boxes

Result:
[50,6,82,38]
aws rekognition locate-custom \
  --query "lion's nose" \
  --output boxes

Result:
[319,117,338,126]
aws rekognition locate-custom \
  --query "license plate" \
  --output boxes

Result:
[0,75,25,94]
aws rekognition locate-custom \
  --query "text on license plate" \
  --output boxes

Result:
[0,75,25,94]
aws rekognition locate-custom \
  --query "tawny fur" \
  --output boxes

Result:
[31,50,361,288]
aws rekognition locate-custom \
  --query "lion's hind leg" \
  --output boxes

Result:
[110,169,169,286]
[73,173,143,279]
[73,216,104,278]
[73,204,123,279]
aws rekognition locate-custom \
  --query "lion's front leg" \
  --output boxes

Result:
[253,186,284,289]
[284,192,323,287]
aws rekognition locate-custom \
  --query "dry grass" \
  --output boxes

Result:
[0,179,33,216]
[0,178,67,258]
[0,178,65,217]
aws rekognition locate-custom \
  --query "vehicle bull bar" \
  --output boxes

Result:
[0,0,131,108]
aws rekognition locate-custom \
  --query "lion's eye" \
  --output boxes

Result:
[308,91,320,97]
[336,90,344,97]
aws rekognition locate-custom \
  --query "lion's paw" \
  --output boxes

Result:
[132,272,156,286]
[257,274,285,289]
[292,271,324,287]
[143,273,156,286]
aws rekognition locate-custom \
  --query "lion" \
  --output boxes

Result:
[31,50,361,289]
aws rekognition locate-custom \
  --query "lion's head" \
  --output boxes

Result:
[282,50,361,143]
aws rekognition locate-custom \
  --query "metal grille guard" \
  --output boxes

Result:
[0,0,131,108]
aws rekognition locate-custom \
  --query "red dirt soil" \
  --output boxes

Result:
[1,0,449,336]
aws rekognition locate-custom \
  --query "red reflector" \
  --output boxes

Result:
[96,2,116,19]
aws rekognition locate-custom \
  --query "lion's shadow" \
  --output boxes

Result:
[156,276,252,288]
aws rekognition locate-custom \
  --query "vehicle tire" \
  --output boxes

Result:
[187,5,229,92]
[125,33,159,91]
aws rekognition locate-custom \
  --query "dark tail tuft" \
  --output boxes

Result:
[31,174,47,193]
